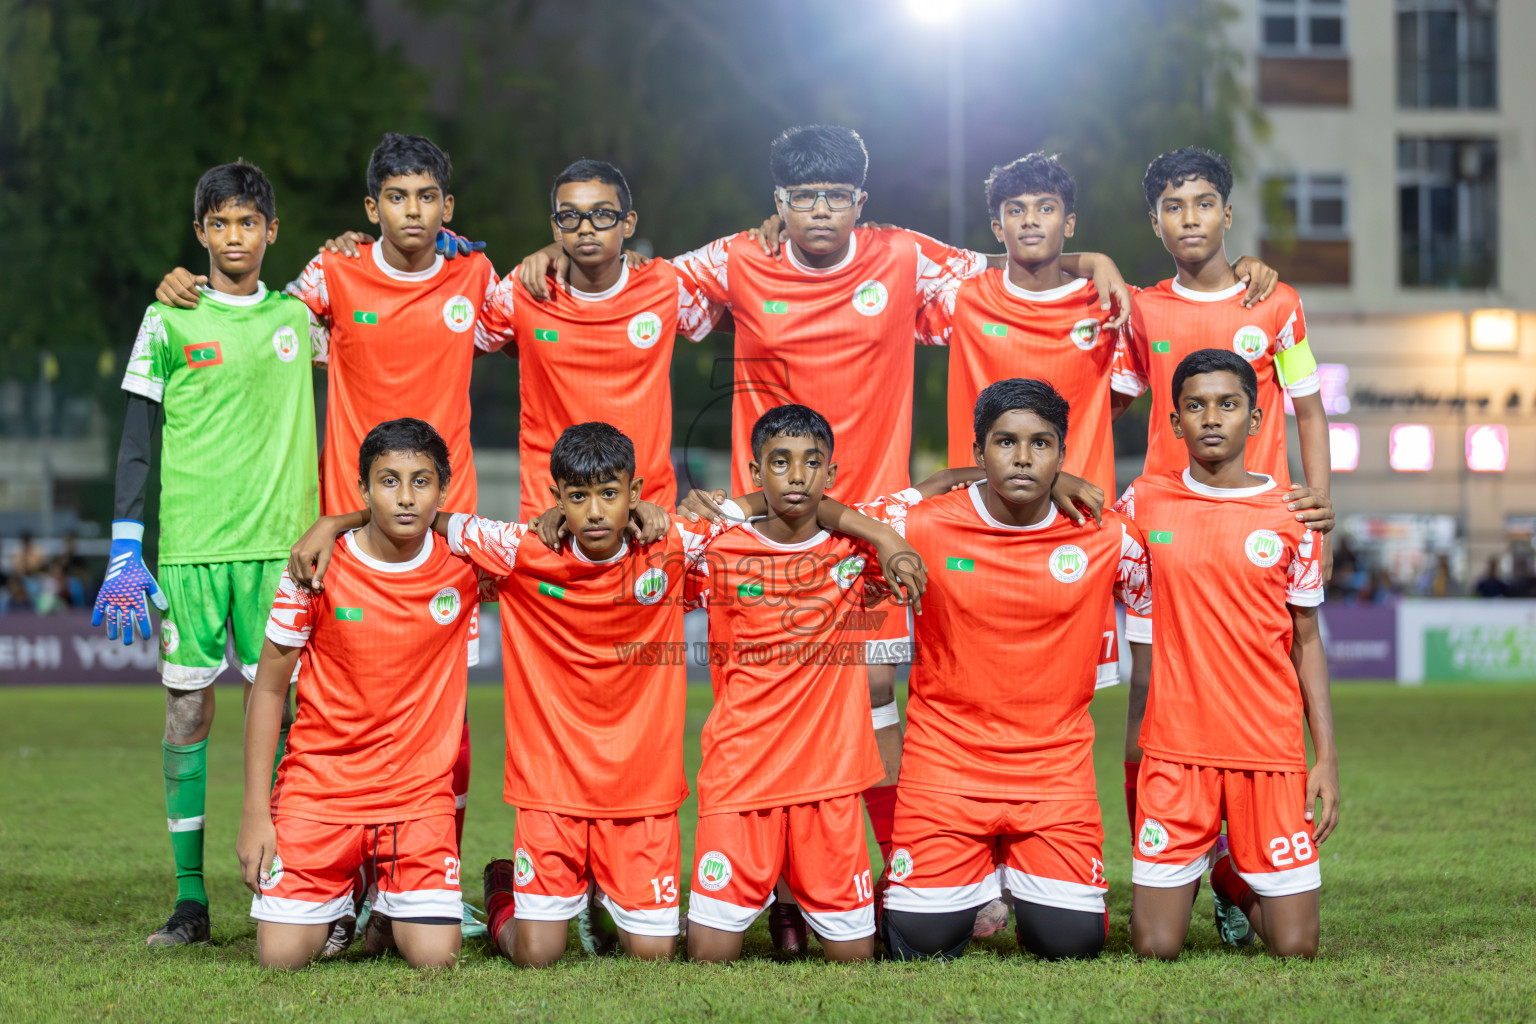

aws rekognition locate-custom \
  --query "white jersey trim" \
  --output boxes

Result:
[686,890,771,933]
[344,528,434,573]
[1239,860,1321,898]
[1179,468,1277,499]
[784,233,857,276]
[1000,274,1089,303]
[1170,279,1246,303]
[599,894,680,937]
[371,887,464,921]
[967,482,1058,531]
[883,878,1000,914]
[1000,866,1107,914]
[512,891,586,921]
[198,282,268,307]
[566,261,630,302]
[803,905,875,942]
[742,521,831,551]
[1131,855,1209,889]
[569,536,629,565]
[249,891,356,926]
[371,241,445,282]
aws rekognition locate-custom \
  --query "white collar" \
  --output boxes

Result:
[371,240,444,282]
[784,233,857,275]
[566,261,630,302]
[345,528,433,572]
[198,282,268,306]
[966,481,1058,531]
[1180,467,1277,498]
[568,536,629,564]
[1001,274,1089,303]
[1170,278,1246,303]
[743,520,831,551]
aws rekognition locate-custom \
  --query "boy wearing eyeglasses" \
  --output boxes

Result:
[477,160,720,518]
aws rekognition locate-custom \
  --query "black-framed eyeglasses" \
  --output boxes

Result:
[776,187,861,211]
[553,208,624,231]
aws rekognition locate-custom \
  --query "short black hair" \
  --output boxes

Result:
[769,125,868,189]
[1142,146,1233,211]
[750,405,834,460]
[549,422,636,488]
[1171,348,1259,410]
[367,132,451,200]
[973,378,1070,448]
[984,152,1076,218]
[551,159,632,215]
[357,417,451,489]
[193,160,276,225]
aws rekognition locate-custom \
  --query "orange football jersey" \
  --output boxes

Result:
[1113,470,1324,771]
[1117,280,1319,486]
[859,486,1152,800]
[448,510,737,818]
[265,530,478,823]
[287,243,497,515]
[689,520,894,814]
[477,260,718,518]
[670,228,986,501]
[919,271,1138,496]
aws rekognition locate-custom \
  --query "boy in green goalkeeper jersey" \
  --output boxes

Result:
[94,161,323,947]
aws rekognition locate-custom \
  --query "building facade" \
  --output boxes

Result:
[1223,0,1536,589]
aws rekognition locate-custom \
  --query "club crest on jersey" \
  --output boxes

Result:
[271,326,299,363]
[627,311,664,350]
[1068,317,1102,350]
[1244,529,1284,568]
[442,295,475,333]
[160,621,179,654]
[634,568,668,605]
[697,850,732,891]
[1232,325,1268,362]
[888,848,914,883]
[831,555,866,589]
[260,853,284,890]
[851,279,889,316]
[513,847,536,886]
[1049,544,1089,583]
[1137,819,1169,857]
[429,587,462,625]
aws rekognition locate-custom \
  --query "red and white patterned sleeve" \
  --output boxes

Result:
[669,235,736,310]
[1111,302,1150,398]
[285,253,331,325]
[1286,529,1326,607]
[915,275,961,347]
[475,273,517,354]
[910,230,988,306]
[667,257,729,342]
[671,499,747,568]
[1116,520,1153,640]
[852,488,923,539]
[447,513,529,577]
[265,568,314,647]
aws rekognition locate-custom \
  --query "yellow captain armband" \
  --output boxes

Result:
[1275,336,1317,386]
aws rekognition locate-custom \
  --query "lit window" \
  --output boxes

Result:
[1330,423,1360,472]
[1466,424,1509,472]
[1469,309,1518,352]
[1390,424,1435,472]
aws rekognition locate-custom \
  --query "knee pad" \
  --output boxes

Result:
[1013,899,1106,961]
[880,908,976,961]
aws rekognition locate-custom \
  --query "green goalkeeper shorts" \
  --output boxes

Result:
[156,559,287,689]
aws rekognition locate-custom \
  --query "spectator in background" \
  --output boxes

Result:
[1415,553,1456,598]
[1508,555,1536,598]
[1474,557,1508,599]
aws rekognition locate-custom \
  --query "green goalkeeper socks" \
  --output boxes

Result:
[163,738,208,907]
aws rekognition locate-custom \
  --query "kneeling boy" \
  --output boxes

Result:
[1115,348,1338,960]
[239,419,476,969]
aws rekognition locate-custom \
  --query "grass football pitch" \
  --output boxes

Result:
[1,682,1533,1023]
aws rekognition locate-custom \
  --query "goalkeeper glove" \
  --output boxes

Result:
[92,519,168,645]
[436,228,486,261]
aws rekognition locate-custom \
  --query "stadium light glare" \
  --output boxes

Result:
[905,0,965,23]
[1465,424,1509,473]
[1389,424,1434,473]
[1469,309,1518,352]
[1329,423,1360,472]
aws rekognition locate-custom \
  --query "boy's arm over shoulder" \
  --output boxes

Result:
[661,256,728,342]
[123,305,170,403]
[1271,284,1320,396]
[475,272,517,354]
[907,228,989,302]
[1109,510,1154,627]
[446,513,527,577]
[671,499,748,566]
[1110,480,1140,521]
[1110,303,1150,399]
